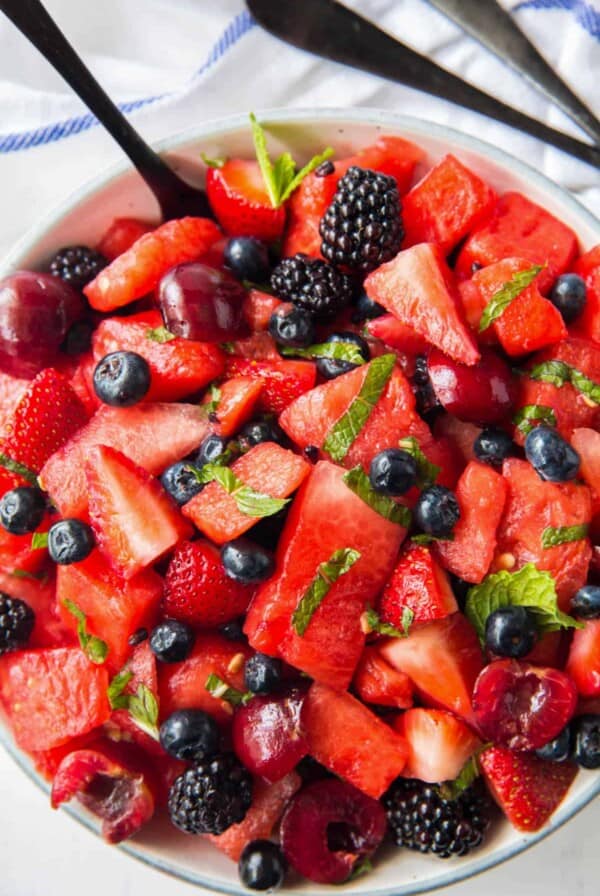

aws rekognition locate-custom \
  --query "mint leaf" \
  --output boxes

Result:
[411,532,454,546]
[107,670,134,710]
[479,265,543,332]
[200,384,221,418]
[62,598,108,665]
[528,360,600,406]
[249,113,333,208]
[146,325,175,343]
[292,548,361,636]
[323,354,396,462]
[513,404,557,435]
[348,857,373,882]
[343,466,411,526]
[438,744,491,801]
[398,436,440,489]
[541,524,589,548]
[0,453,38,486]
[31,531,48,550]
[11,567,48,582]
[465,563,582,645]
[365,605,413,638]
[205,673,253,707]
[188,461,289,519]
[281,341,366,365]
[201,152,226,169]
[128,684,160,740]
[220,342,236,354]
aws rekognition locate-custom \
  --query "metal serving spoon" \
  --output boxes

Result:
[0,0,214,221]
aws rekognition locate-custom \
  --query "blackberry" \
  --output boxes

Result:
[0,593,35,655]
[384,778,491,859]
[319,166,403,273]
[49,245,107,290]
[412,355,440,418]
[270,255,354,319]
[168,753,253,835]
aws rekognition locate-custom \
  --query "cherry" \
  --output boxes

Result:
[0,272,85,378]
[472,659,578,751]
[232,688,308,783]
[158,262,248,343]
[280,779,387,884]
[427,347,517,425]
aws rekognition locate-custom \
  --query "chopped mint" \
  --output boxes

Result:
[292,548,361,636]
[188,462,289,518]
[31,531,48,550]
[365,605,413,638]
[479,265,543,332]
[281,341,366,366]
[201,152,227,169]
[541,524,589,549]
[107,671,160,739]
[62,598,109,665]
[220,342,236,354]
[146,325,175,343]
[398,436,440,489]
[323,354,396,462]
[250,113,334,208]
[465,563,582,645]
[528,359,600,406]
[343,466,411,526]
[410,532,454,546]
[438,745,491,801]
[513,404,557,435]
[348,857,373,881]
[200,384,221,418]
[107,669,134,709]
[11,567,48,582]
[205,673,253,707]
[0,453,38,486]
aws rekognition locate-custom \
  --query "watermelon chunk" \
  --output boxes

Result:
[224,357,316,414]
[573,245,600,344]
[566,619,600,697]
[204,376,263,438]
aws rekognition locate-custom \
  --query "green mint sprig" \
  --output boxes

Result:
[205,673,253,707]
[343,466,411,526]
[398,436,440,489]
[31,531,48,550]
[146,325,175,343]
[108,670,160,740]
[438,744,491,801]
[411,532,454,546]
[479,265,543,332]
[364,605,413,638]
[188,462,289,518]
[528,360,600,406]
[280,342,366,366]
[62,599,109,665]
[0,453,38,486]
[200,384,222,418]
[292,548,361,636]
[513,404,557,435]
[541,524,589,549]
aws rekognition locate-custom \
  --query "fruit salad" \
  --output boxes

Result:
[0,115,599,892]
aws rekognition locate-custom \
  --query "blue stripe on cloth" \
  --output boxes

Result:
[0,9,255,154]
[513,0,600,41]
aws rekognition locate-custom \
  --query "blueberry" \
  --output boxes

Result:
[570,585,600,619]
[485,606,537,658]
[248,506,289,552]
[572,714,600,769]
[161,461,203,506]
[219,618,246,641]
[369,448,418,496]
[221,538,274,584]
[535,725,572,762]
[48,518,94,564]
[159,709,220,761]
[473,427,516,468]
[195,434,229,467]
[239,418,286,449]
[314,159,335,177]
[224,237,270,283]
[316,331,370,380]
[449,574,472,612]
[549,273,587,323]
[0,487,46,535]
[93,351,151,407]
[244,653,282,694]
[128,627,148,647]
[414,485,460,537]
[269,306,315,348]
[149,620,195,663]
[238,840,287,892]
[524,426,580,482]
[351,290,386,323]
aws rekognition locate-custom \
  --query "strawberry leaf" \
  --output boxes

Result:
[343,466,411,526]
[479,265,543,332]
[541,524,589,549]
[292,548,361,636]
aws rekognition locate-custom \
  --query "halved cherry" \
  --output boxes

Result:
[232,688,308,783]
[427,346,517,425]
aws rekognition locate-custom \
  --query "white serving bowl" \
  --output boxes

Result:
[0,108,599,896]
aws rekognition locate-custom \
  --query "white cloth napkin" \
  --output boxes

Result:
[0,0,598,258]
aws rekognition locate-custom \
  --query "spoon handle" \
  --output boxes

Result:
[0,0,213,219]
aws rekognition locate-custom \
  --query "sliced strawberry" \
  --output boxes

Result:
[394,708,482,784]
[86,445,192,579]
[302,682,408,798]
[573,245,600,344]
[480,746,577,833]
[402,154,496,253]
[92,311,225,402]
[183,442,310,544]
[56,550,163,671]
[0,370,28,442]
[68,352,102,418]
[380,614,484,725]
[493,458,592,609]
[364,243,480,365]
[455,192,578,287]
[435,461,508,584]
[566,619,600,697]
[0,646,110,751]
[379,543,457,627]
[97,217,155,261]
[242,290,282,331]
[366,314,429,355]
[352,646,414,710]
[39,402,209,517]
[84,217,222,311]
[224,356,316,414]
[206,160,285,243]
[205,375,263,438]
[163,539,255,628]
[158,634,252,724]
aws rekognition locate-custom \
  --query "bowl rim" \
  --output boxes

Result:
[1,106,599,896]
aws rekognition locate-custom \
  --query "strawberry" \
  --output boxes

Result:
[394,708,482,784]
[204,375,263,438]
[224,356,317,414]
[206,160,286,243]
[163,539,255,628]
[573,245,600,344]
[480,746,577,833]
[352,646,414,710]
[379,544,457,627]
[86,445,192,580]
[0,370,28,442]
[566,619,600,697]
[97,217,154,261]
[364,243,480,366]
[68,352,102,418]
[84,217,222,311]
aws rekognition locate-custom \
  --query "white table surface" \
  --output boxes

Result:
[0,0,599,893]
